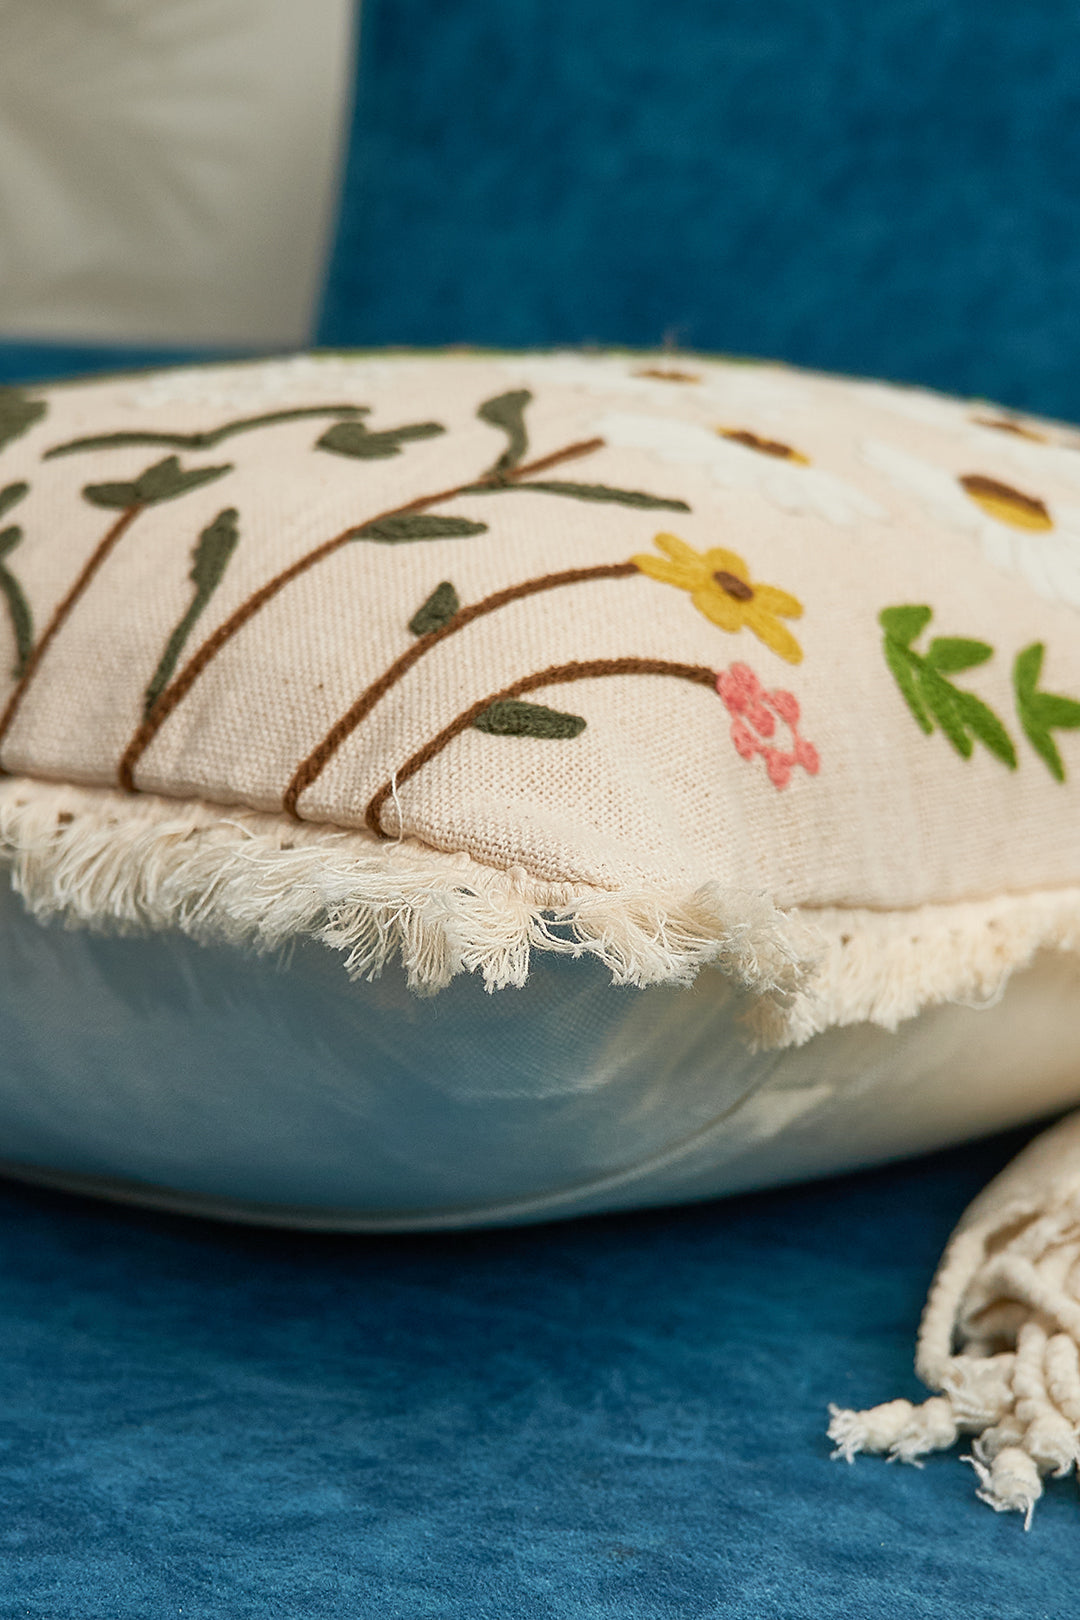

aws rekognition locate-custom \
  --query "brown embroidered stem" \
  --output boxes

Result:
[282,563,641,815]
[0,504,142,759]
[117,435,611,792]
[362,657,717,837]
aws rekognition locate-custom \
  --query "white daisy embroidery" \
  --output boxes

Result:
[598,412,885,527]
[862,439,1080,611]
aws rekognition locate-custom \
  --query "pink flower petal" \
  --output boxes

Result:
[769,689,800,726]
[731,718,759,760]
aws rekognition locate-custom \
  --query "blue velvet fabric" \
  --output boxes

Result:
[321,0,1080,423]
[5,1128,1080,1617]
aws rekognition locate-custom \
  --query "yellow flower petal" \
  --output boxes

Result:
[753,583,804,620]
[632,553,705,590]
[744,604,803,664]
[652,531,706,568]
[703,545,750,580]
[691,583,743,632]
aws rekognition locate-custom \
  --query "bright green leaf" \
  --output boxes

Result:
[883,639,933,733]
[879,604,933,645]
[954,689,1018,768]
[925,636,994,672]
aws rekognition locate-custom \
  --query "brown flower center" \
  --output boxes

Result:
[720,428,808,463]
[714,569,754,602]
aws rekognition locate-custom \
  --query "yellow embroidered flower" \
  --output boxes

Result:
[633,532,804,664]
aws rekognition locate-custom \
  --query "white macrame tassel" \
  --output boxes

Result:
[829,1110,1080,1525]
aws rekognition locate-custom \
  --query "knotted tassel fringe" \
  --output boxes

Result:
[829,1110,1080,1526]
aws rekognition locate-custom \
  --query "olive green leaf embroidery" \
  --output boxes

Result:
[44,406,370,460]
[477,389,531,475]
[880,605,1017,768]
[143,509,240,716]
[468,389,690,511]
[317,419,445,460]
[493,479,689,511]
[83,455,232,510]
[1013,642,1080,782]
[0,483,32,678]
[409,581,460,636]
[473,698,586,739]
[354,515,488,544]
[0,389,46,454]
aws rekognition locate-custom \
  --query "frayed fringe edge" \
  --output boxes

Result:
[759,890,1080,1046]
[0,778,813,1010]
[3,777,1080,1047]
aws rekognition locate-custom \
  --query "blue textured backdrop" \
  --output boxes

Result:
[5,0,1080,1611]
[5,1127,1080,1619]
[321,0,1080,422]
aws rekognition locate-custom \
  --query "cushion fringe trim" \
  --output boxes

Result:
[3,776,1080,1046]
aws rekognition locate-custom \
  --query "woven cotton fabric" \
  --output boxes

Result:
[2,350,1080,1029]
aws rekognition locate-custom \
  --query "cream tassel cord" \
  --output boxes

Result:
[829,1111,1080,1527]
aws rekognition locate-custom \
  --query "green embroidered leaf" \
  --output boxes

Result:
[0,389,46,453]
[880,603,1017,768]
[83,455,232,509]
[953,688,1017,768]
[917,665,973,758]
[134,456,232,504]
[317,420,445,459]
[473,699,587,739]
[879,605,933,646]
[354,514,488,543]
[1013,640,1044,701]
[1029,693,1080,728]
[143,508,240,715]
[477,390,531,474]
[925,636,994,673]
[0,526,33,677]
[1013,641,1080,782]
[0,482,29,522]
[44,406,370,459]
[409,581,461,636]
[83,479,140,509]
[495,479,690,512]
[883,639,933,733]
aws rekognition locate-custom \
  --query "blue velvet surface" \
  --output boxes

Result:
[321,0,1080,423]
[4,1128,1078,1618]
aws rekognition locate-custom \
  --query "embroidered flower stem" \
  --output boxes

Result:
[117,436,639,791]
[281,562,641,816]
[0,504,141,755]
[361,658,717,837]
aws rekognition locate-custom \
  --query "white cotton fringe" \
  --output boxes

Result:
[829,1110,1080,1527]
[4,775,1080,1044]
[0,777,811,1005]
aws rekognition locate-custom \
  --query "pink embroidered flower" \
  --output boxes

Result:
[715,663,819,789]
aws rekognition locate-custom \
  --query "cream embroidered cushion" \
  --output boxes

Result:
[1,351,1080,1227]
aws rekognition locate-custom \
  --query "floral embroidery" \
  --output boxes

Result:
[959,473,1052,532]
[879,605,1017,769]
[0,388,46,454]
[716,662,818,788]
[718,428,809,465]
[632,533,803,664]
[0,482,32,678]
[863,439,1080,612]
[599,413,884,526]
[1013,642,1080,782]
[634,368,702,383]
